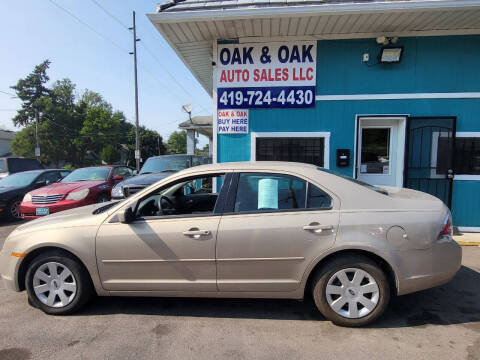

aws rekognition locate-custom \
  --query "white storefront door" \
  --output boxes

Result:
[357,117,406,187]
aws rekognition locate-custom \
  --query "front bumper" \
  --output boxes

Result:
[395,237,462,296]
[0,247,22,292]
[20,199,92,219]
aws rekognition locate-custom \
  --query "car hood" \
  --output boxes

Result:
[118,172,175,186]
[29,181,106,195]
[12,202,111,234]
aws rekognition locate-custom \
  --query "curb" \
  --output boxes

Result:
[455,241,480,246]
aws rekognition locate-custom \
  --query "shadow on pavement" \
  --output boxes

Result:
[77,265,480,328]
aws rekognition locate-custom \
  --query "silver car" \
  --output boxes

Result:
[0,162,461,326]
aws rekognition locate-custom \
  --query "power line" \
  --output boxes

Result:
[49,0,199,109]
[89,0,130,30]
[47,0,129,53]
[88,0,199,101]
[0,90,18,98]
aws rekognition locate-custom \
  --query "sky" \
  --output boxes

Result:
[0,0,212,146]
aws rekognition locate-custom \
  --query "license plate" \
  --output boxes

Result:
[35,207,49,216]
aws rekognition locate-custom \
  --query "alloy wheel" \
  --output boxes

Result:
[325,267,380,319]
[32,262,77,308]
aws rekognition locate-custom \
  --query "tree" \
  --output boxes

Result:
[11,60,51,126]
[100,144,120,164]
[10,61,165,167]
[166,131,187,154]
[126,126,166,164]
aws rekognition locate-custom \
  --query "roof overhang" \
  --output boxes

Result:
[148,0,480,95]
[179,115,213,138]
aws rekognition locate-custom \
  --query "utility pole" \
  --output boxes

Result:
[35,110,40,159]
[129,11,141,171]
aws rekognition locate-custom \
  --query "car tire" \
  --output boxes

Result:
[25,251,93,315]
[96,193,110,203]
[7,197,22,221]
[311,255,390,327]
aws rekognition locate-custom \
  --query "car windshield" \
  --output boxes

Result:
[62,167,110,182]
[0,171,41,187]
[317,167,388,195]
[139,156,190,174]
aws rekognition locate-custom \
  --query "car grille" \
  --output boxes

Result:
[123,185,146,197]
[32,194,64,204]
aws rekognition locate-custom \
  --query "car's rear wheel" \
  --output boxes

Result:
[312,255,390,327]
[25,251,93,315]
[7,197,22,220]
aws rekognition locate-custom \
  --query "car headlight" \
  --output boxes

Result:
[111,185,124,198]
[66,188,89,201]
[23,193,32,202]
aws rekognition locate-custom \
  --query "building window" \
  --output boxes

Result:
[455,137,480,175]
[256,137,325,167]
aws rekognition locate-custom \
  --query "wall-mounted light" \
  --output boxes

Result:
[378,46,403,64]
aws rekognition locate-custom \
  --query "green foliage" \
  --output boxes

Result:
[11,60,51,126]
[63,164,76,171]
[166,131,187,154]
[10,61,167,167]
[100,144,120,164]
[127,126,166,163]
[195,143,209,156]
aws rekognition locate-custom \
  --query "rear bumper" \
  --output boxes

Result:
[20,199,91,219]
[395,237,462,296]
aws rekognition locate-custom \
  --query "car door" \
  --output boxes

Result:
[216,171,340,292]
[96,171,230,292]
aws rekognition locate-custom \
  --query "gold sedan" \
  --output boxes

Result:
[0,162,461,327]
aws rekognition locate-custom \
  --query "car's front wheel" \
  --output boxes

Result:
[7,197,22,220]
[25,251,93,315]
[312,255,390,327]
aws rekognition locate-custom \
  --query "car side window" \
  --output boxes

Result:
[234,173,306,213]
[44,172,59,184]
[307,183,332,209]
[114,167,132,179]
[135,174,225,218]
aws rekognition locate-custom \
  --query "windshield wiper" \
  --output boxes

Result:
[159,169,179,172]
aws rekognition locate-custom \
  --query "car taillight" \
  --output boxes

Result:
[441,217,452,236]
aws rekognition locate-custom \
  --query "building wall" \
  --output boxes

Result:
[216,35,480,227]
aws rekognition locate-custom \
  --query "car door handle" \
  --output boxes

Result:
[183,229,210,237]
[303,224,333,231]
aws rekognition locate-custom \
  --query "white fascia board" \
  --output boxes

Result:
[147,1,480,24]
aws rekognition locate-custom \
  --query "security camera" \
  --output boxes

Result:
[376,36,387,45]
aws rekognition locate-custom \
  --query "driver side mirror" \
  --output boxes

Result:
[118,206,135,224]
[114,174,123,181]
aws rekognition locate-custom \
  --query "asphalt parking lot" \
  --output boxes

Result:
[0,221,478,360]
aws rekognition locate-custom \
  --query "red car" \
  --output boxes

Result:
[20,165,133,219]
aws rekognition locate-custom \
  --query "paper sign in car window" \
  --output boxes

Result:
[257,178,279,210]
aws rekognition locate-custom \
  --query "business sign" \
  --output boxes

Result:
[216,41,317,109]
[217,109,248,134]
[216,42,317,109]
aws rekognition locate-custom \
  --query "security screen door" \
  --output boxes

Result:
[256,138,325,167]
[405,117,455,207]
